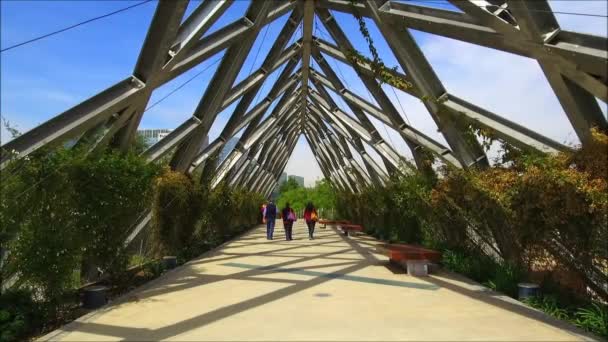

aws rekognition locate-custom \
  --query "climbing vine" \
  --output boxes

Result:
[346,0,413,91]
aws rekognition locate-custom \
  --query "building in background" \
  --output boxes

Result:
[219,137,239,162]
[288,175,304,187]
[137,129,209,153]
[278,172,287,185]
[137,129,172,147]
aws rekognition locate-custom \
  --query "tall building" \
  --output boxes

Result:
[219,137,239,162]
[288,175,304,187]
[137,129,172,147]
[137,129,208,153]
[278,172,287,185]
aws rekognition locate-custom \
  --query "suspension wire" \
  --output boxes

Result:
[402,0,608,18]
[250,18,275,110]
[316,22,402,152]
[145,56,222,113]
[1,0,154,53]
[3,57,223,202]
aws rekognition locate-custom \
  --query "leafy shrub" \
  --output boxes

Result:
[152,168,202,255]
[0,289,43,342]
[4,148,83,302]
[525,296,608,338]
[524,295,570,320]
[71,150,160,281]
[574,303,608,338]
[1,147,159,307]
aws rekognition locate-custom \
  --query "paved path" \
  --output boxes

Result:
[43,221,595,341]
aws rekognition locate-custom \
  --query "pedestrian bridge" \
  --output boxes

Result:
[41,221,591,341]
[1,0,606,340]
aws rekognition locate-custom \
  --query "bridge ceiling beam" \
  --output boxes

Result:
[211,101,301,187]
[318,0,607,82]
[311,94,392,183]
[115,0,233,149]
[165,1,272,172]
[307,98,386,185]
[195,9,304,178]
[306,107,373,187]
[304,122,359,191]
[249,125,299,192]
[144,64,300,165]
[303,130,347,191]
[262,134,300,196]
[365,0,494,169]
[238,117,299,189]
[311,49,404,174]
[204,65,302,177]
[318,7,484,170]
[313,37,568,154]
[311,69,465,168]
[300,0,315,114]
[501,0,608,141]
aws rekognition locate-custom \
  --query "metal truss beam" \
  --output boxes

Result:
[317,8,467,172]
[319,0,607,82]
[307,96,387,184]
[300,0,315,113]
[311,49,405,174]
[306,107,373,187]
[314,37,568,153]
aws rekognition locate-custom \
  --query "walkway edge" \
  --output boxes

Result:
[37,224,261,341]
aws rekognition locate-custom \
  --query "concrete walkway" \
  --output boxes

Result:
[42,221,596,341]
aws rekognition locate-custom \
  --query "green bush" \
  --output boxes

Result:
[574,303,608,338]
[71,150,160,281]
[0,289,43,342]
[152,168,202,256]
[525,296,608,338]
[1,147,159,308]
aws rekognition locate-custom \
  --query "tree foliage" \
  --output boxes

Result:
[276,179,337,214]
[278,177,301,194]
[1,147,160,304]
[337,129,608,303]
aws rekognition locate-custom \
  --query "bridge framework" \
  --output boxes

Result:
[1,0,606,244]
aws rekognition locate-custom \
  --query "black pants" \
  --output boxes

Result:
[283,221,293,240]
[306,220,316,238]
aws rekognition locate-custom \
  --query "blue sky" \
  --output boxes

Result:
[1,0,607,186]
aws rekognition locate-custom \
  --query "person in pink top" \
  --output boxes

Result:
[303,202,318,240]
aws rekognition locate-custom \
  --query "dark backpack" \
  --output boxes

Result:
[266,203,277,217]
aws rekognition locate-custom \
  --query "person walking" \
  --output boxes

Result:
[264,200,277,240]
[304,202,318,240]
[261,203,267,224]
[281,202,296,241]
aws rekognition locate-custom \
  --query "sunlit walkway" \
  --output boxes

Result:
[42,221,594,341]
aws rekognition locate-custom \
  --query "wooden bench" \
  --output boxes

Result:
[376,243,441,276]
[318,219,334,229]
[339,224,364,236]
[318,220,351,229]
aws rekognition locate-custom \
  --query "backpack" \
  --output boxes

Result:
[266,203,276,217]
[287,210,296,221]
[311,210,318,222]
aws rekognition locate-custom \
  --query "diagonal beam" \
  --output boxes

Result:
[365,0,489,168]
[310,70,463,167]
[115,0,234,149]
[314,38,568,153]
[307,96,387,184]
[502,0,607,142]
[196,10,304,179]
[319,0,607,82]
[300,0,316,112]
[306,107,372,187]
[316,7,465,172]
[169,1,273,172]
